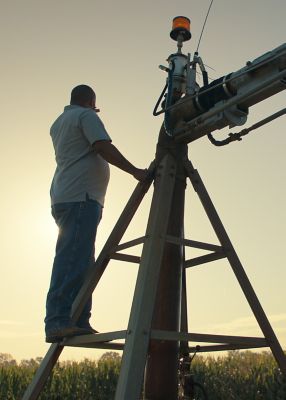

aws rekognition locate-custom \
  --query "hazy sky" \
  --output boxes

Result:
[0,0,285,362]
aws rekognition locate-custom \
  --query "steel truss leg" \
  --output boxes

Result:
[180,267,189,356]
[115,154,178,400]
[22,163,155,400]
[184,158,286,377]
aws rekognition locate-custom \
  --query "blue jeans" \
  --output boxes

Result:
[45,196,102,334]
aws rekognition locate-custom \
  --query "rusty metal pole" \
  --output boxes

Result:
[144,126,187,399]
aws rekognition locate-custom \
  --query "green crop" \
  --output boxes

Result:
[0,351,285,399]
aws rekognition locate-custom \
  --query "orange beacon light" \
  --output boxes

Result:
[170,16,191,42]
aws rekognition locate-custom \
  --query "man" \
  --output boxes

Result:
[45,84,147,343]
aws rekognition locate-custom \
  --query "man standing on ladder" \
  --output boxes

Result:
[45,84,147,343]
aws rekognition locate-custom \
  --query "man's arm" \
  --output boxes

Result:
[93,140,148,181]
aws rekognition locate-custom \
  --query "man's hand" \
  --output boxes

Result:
[132,168,148,181]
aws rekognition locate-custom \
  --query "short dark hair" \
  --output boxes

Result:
[70,85,95,105]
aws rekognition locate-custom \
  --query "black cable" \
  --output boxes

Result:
[153,82,168,116]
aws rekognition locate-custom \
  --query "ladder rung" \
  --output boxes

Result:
[185,251,226,268]
[166,235,223,252]
[151,330,268,346]
[188,342,268,353]
[65,341,125,350]
[63,330,127,346]
[110,253,141,263]
[111,236,147,252]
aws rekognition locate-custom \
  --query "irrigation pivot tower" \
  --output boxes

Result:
[23,16,286,400]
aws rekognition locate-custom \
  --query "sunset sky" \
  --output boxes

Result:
[1,0,285,363]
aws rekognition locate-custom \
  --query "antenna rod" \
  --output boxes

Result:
[196,0,215,53]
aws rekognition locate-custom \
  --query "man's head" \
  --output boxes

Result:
[70,85,95,108]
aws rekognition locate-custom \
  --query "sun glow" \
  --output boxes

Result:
[35,210,59,243]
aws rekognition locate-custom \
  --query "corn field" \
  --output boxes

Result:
[0,351,286,399]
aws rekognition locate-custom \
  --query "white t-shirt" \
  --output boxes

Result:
[50,105,111,206]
